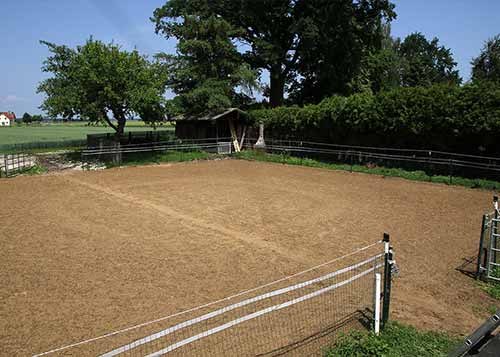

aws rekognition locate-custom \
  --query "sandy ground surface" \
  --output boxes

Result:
[0,159,498,356]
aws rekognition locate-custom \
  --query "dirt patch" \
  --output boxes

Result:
[36,152,105,173]
[0,160,497,356]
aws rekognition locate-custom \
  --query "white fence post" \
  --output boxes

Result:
[374,272,381,335]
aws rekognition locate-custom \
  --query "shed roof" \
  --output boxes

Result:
[171,108,244,122]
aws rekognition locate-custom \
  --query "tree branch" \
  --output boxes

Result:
[102,111,118,132]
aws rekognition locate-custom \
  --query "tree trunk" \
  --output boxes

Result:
[111,107,126,139]
[269,65,285,107]
[116,116,126,138]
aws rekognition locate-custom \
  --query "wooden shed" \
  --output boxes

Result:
[172,108,250,151]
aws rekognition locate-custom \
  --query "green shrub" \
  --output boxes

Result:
[326,322,459,357]
[250,82,500,155]
[106,150,212,168]
[326,331,389,357]
[480,267,500,300]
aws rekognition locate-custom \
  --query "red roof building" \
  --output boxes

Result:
[0,111,16,126]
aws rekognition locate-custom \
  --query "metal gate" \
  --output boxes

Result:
[476,196,500,281]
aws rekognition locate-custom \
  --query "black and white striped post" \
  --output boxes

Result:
[382,232,393,329]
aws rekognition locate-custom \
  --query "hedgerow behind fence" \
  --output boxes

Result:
[249,81,500,156]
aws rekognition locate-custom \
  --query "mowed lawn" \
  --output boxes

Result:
[0,122,174,146]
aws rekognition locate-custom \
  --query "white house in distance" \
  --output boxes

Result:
[0,111,16,126]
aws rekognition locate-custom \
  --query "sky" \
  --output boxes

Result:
[0,0,499,116]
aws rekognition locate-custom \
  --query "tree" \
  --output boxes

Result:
[398,32,461,87]
[472,34,500,83]
[152,0,396,107]
[31,114,43,123]
[287,1,396,103]
[38,38,167,137]
[359,23,403,94]
[152,1,259,116]
[22,112,32,124]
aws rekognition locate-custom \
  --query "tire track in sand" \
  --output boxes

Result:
[65,175,310,264]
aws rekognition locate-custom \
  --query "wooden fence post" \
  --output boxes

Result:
[4,155,9,177]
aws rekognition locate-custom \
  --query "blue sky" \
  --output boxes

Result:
[0,0,499,116]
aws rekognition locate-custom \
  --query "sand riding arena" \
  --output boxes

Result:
[0,159,497,356]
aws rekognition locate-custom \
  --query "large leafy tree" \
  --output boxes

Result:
[359,23,403,94]
[471,34,500,83]
[217,0,304,107]
[287,1,396,103]
[152,0,395,107]
[152,1,259,116]
[38,38,167,136]
[398,32,461,87]
[22,112,32,124]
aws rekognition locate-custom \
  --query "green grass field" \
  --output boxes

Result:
[0,122,173,146]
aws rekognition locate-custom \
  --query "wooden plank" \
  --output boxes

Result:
[228,119,240,152]
[239,125,247,150]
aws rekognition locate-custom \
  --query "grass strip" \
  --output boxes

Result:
[106,150,213,168]
[325,322,459,357]
[235,150,500,191]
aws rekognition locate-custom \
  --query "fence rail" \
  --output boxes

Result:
[78,136,500,182]
[0,153,36,177]
[243,138,500,182]
[0,139,87,153]
[81,137,234,164]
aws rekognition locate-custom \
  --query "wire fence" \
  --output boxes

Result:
[34,240,392,356]
[243,138,500,182]
[0,139,87,153]
[0,153,37,177]
[78,135,500,182]
[81,137,234,164]
[86,130,176,147]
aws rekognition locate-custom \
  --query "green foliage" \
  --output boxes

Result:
[152,1,259,116]
[356,30,461,95]
[326,322,459,357]
[2,164,48,177]
[22,112,32,123]
[488,305,499,315]
[479,267,500,300]
[250,81,500,154]
[472,34,500,83]
[21,164,48,176]
[483,283,500,300]
[31,114,43,123]
[326,331,389,357]
[108,150,212,168]
[38,38,167,136]
[361,24,403,94]
[235,151,500,190]
[398,32,461,87]
[287,1,396,103]
[153,0,396,107]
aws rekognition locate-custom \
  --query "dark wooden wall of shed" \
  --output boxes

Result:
[175,121,215,139]
[175,119,236,140]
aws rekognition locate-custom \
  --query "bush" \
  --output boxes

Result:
[250,82,500,155]
[326,322,459,357]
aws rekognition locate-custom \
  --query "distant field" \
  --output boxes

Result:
[0,122,174,146]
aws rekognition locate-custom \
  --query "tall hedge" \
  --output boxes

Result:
[249,82,500,155]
